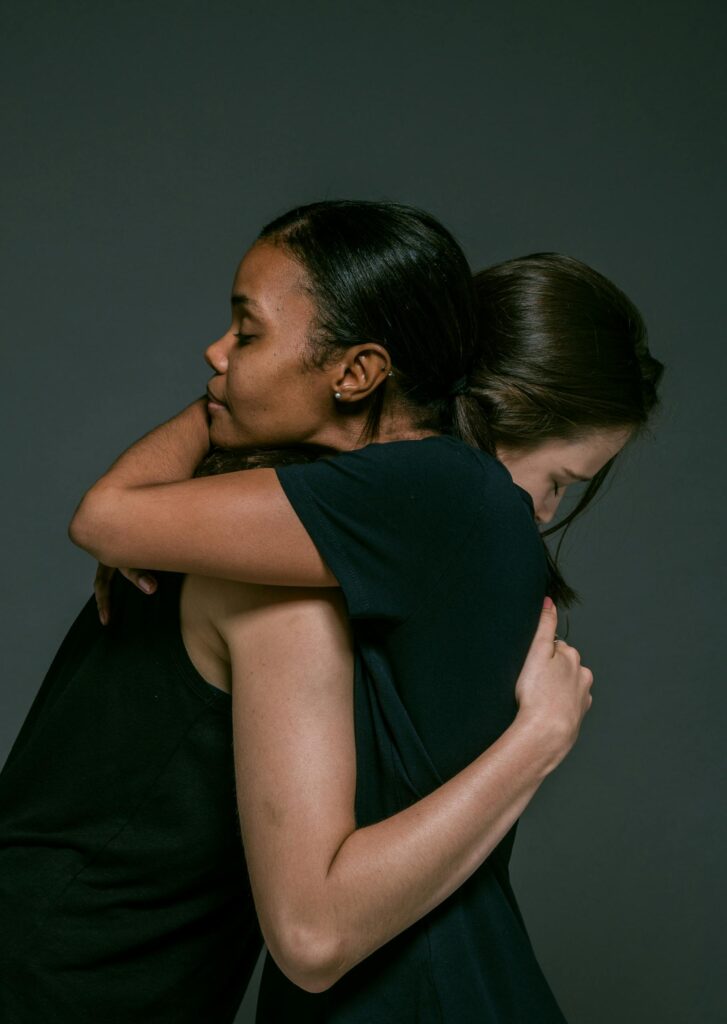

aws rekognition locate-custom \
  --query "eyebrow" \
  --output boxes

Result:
[230,292,264,317]
[562,469,592,483]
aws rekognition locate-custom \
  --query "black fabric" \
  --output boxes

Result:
[258,436,566,1023]
[0,573,261,1024]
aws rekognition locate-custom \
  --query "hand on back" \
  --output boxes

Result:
[94,563,157,625]
[514,598,594,764]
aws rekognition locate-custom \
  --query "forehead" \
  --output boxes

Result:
[541,430,631,474]
[232,242,314,324]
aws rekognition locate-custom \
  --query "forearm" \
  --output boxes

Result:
[66,402,333,582]
[247,711,565,992]
[69,399,210,557]
[327,716,559,966]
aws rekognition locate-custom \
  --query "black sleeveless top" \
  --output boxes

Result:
[0,572,261,1023]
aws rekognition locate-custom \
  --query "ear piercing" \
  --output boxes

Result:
[336,370,392,400]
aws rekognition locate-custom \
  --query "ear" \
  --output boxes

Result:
[331,343,392,403]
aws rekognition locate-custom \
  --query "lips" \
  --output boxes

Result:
[206,387,227,408]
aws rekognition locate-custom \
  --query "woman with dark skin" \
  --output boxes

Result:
[65,203,660,1021]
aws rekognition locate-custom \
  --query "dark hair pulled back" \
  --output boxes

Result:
[467,253,661,445]
[457,252,664,604]
[259,200,477,438]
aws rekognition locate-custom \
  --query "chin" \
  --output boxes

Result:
[208,424,248,449]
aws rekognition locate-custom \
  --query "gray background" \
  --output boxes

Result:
[1,1,724,1021]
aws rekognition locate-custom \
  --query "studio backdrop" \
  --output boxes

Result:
[1,3,724,1022]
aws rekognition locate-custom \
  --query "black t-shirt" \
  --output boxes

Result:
[0,573,261,1024]
[257,435,567,1023]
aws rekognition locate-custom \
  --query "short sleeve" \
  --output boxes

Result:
[275,436,517,621]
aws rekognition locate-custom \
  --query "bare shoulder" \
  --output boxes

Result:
[178,574,257,693]
[181,573,262,622]
[180,574,349,695]
[184,574,348,638]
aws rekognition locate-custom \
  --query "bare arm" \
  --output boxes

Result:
[68,400,335,586]
[223,588,590,993]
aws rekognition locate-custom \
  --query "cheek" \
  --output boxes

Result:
[533,494,548,518]
[533,486,557,522]
[226,351,266,405]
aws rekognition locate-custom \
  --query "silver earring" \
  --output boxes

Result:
[334,391,342,400]
[387,370,394,377]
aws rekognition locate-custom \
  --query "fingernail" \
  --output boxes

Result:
[139,576,156,594]
[543,596,554,609]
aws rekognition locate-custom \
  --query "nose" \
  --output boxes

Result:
[204,332,232,374]
[535,490,565,525]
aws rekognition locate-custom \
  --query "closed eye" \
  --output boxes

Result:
[234,332,255,345]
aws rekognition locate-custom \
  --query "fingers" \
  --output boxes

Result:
[536,596,559,656]
[574,662,594,716]
[94,563,115,626]
[538,599,590,680]
[119,568,158,595]
[555,640,579,661]
[548,624,594,706]
[94,565,158,625]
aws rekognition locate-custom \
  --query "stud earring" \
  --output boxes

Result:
[388,370,394,377]
[334,391,342,400]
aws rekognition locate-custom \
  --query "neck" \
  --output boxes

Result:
[313,406,440,451]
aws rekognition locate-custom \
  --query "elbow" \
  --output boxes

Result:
[68,495,93,552]
[264,917,347,994]
[68,486,119,562]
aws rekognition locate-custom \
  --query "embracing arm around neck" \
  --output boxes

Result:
[68,399,335,587]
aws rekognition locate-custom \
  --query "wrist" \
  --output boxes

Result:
[508,711,572,778]
[181,397,212,457]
